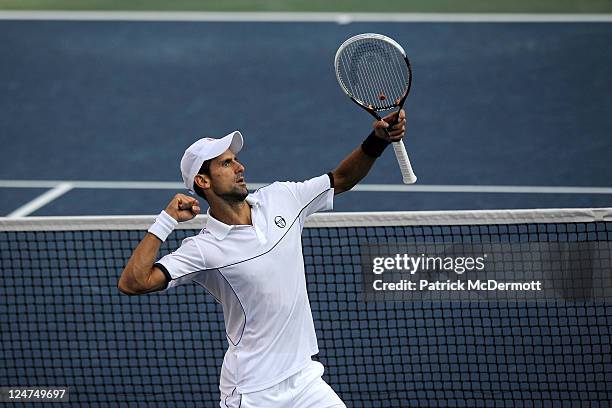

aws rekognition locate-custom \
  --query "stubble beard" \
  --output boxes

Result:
[216,185,248,203]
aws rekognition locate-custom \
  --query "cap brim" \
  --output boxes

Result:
[209,131,243,160]
[228,131,243,154]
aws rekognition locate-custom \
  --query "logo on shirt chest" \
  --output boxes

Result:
[274,215,286,228]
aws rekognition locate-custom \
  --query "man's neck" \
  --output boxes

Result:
[209,199,252,226]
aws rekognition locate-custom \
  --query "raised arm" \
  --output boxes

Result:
[331,109,406,195]
[118,194,200,295]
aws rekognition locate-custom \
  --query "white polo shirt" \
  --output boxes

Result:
[154,174,334,394]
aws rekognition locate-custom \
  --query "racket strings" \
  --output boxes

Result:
[346,42,404,108]
[337,39,410,110]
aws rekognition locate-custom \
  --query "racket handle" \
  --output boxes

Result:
[391,140,417,184]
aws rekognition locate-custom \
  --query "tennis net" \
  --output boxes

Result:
[1,208,611,407]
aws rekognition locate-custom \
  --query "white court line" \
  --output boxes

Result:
[6,182,74,218]
[0,179,267,190]
[0,179,611,194]
[0,11,611,23]
[354,184,612,194]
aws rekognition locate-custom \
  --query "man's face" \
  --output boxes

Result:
[202,149,248,202]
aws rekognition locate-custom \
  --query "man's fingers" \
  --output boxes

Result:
[395,109,406,122]
[165,194,200,222]
[373,119,390,129]
[178,200,191,210]
[373,109,406,141]
[191,205,201,215]
[190,201,201,214]
[176,195,197,209]
[375,110,406,125]
[381,111,397,122]
[388,119,406,130]
[387,120,406,139]
[382,109,405,122]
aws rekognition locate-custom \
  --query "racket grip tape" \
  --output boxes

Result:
[392,141,417,184]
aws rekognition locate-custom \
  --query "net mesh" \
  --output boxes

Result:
[336,36,411,110]
[1,209,611,407]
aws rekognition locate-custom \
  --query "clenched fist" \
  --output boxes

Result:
[164,194,200,222]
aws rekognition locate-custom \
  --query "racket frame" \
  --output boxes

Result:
[335,33,417,184]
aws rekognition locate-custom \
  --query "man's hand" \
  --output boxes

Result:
[164,194,200,222]
[373,109,406,142]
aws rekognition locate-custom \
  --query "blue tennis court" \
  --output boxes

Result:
[1,11,611,408]
[1,14,611,216]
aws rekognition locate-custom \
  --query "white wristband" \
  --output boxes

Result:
[148,210,179,242]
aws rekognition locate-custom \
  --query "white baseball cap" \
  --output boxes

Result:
[180,131,244,192]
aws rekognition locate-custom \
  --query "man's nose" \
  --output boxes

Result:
[234,161,245,173]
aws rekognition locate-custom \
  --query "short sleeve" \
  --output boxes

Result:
[281,174,334,219]
[154,236,205,290]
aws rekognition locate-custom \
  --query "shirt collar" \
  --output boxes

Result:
[204,194,261,240]
[246,194,260,208]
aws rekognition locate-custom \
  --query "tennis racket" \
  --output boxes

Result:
[335,33,417,184]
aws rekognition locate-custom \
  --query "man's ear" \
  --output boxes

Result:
[194,174,210,190]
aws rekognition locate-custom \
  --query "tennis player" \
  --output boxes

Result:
[118,110,406,407]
